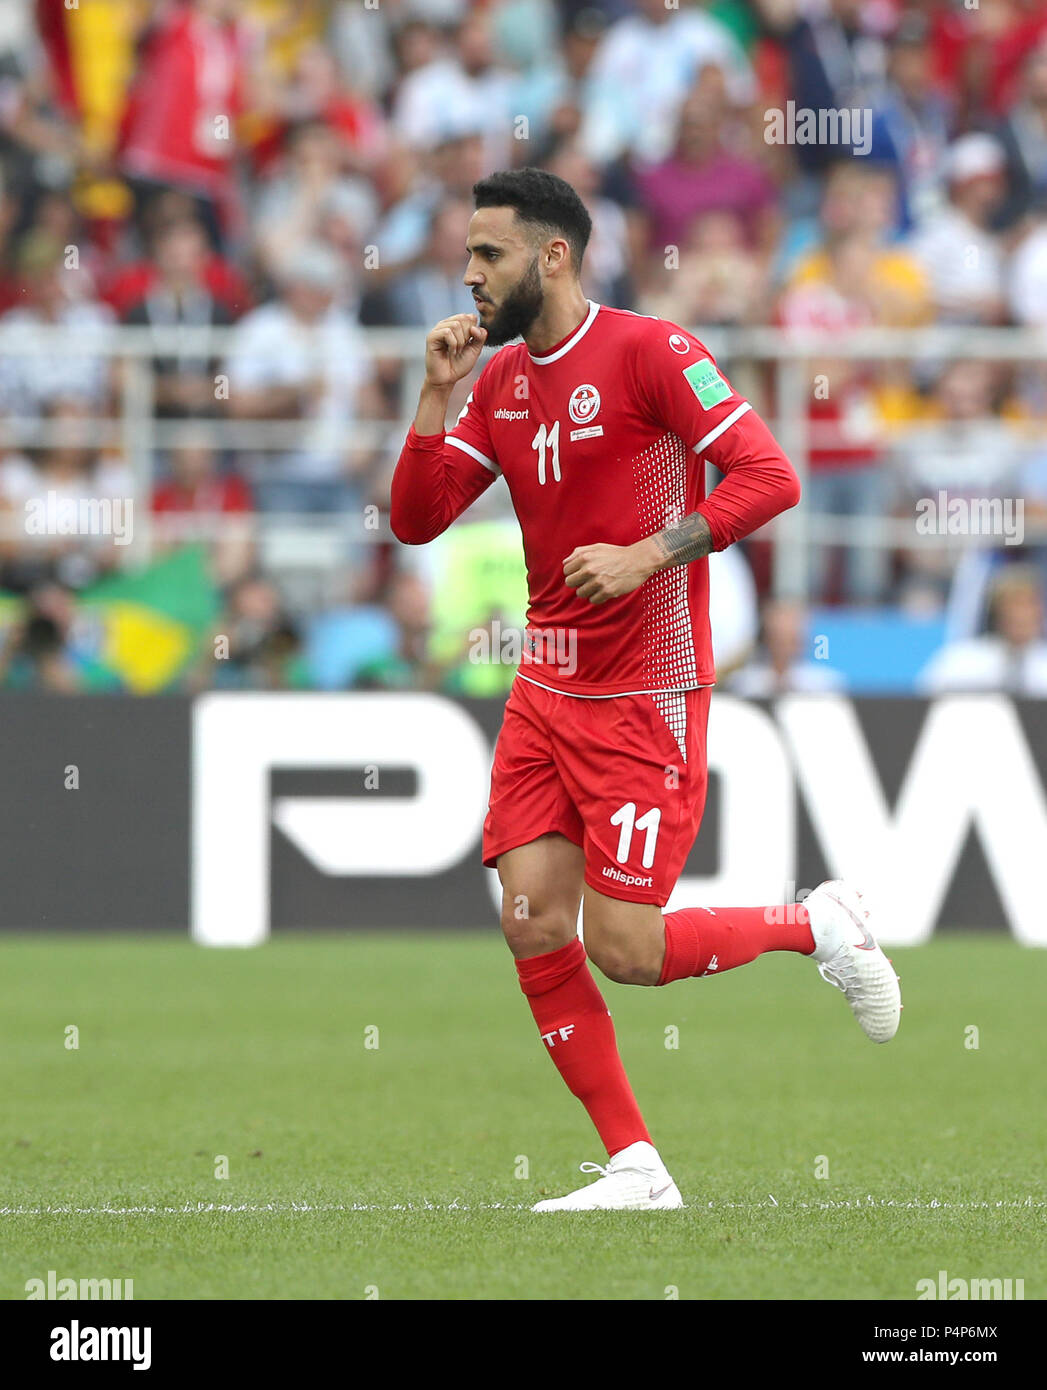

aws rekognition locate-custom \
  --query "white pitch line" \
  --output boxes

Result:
[0,1196,1044,1217]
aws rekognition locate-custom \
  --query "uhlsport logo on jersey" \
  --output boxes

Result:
[568,383,601,425]
[667,333,691,355]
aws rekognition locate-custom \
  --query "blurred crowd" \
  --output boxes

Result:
[1,0,1046,694]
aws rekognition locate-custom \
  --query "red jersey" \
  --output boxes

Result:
[117,7,245,204]
[392,302,799,698]
[153,474,252,517]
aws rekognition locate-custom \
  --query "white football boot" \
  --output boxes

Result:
[531,1141,683,1212]
[804,880,901,1043]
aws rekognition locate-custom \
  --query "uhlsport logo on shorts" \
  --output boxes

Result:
[602,865,654,889]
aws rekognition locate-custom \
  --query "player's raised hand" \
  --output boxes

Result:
[424,313,488,388]
[563,540,661,605]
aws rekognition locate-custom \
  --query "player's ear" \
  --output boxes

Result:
[543,236,570,276]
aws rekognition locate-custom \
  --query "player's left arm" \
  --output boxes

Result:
[564,333,800,604]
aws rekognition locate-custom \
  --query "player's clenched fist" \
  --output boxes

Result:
[424,313,488,388]
[563,540,662,605]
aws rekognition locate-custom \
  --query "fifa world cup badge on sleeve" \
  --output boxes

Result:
[683,360,731,409]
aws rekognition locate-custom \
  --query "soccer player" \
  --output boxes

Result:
[391,169,901,1211]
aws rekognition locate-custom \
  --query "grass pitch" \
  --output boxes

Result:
[0,932,1043,1300]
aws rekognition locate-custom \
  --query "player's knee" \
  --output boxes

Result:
[500,896,575,959]
[583,898,664,986]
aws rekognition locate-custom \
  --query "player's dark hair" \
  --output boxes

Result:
[473,168,592,274]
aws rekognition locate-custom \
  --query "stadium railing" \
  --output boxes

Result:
[1,322,1043,598]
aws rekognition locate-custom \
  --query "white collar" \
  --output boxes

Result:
[527,300,601,365]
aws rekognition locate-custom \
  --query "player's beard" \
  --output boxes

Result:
[480,255,544,346]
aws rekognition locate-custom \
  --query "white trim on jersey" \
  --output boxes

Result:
[693,400,752,454]
[527,300,602,365]
[516,672,714,699]
[447,434,501,474]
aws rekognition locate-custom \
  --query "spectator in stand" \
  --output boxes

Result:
[224,240,380,513]
[0,237,115,418]
[365,126,488,286]
[890,360,1024,607]
[252,117,378,283]
[783,161,931,328]
[929,0,1047,132]
[0,396,133,592]
[199,570,305,690]
[893,359,1022,505]
[531,8,607,159]
[8,190,108,303]
[633,84,779,264]
[909,133,1009,324]
[579,0,753,167]
[640,209,768,327]
[329,0,430,107]
[779,177,917,605]
[543,136,634,308]
[302,563,402,691]
[0,582,90,692]
[918,566,1047,695]
[115,0,252,250]
[101,191,253,320]
[391,9,516,174]
[995,38,1047,228]
[256,40,389,178]
[1008,204,1047,327]
[768,0,890,200]
[355,571,437,690]
[730,597,846,696]
[378,197,475,327]
[121,215,234,418]
[493,0,578,155]
[0,6,85,200]
[152,424,254,586]
[867,14,954,232]
[0,181,22,312]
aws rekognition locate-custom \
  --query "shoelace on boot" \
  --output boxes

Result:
[818,951,863,995]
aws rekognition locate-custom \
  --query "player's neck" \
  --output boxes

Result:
[523,288,592,357]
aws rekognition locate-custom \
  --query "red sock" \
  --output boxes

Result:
[659,905,814,985]
[516,938,652,1157]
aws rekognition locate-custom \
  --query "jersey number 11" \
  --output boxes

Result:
[532,421,561,485]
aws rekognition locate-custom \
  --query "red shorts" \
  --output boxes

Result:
[482,675,712,906]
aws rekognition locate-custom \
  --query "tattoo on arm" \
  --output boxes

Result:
[652,512,713,568]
